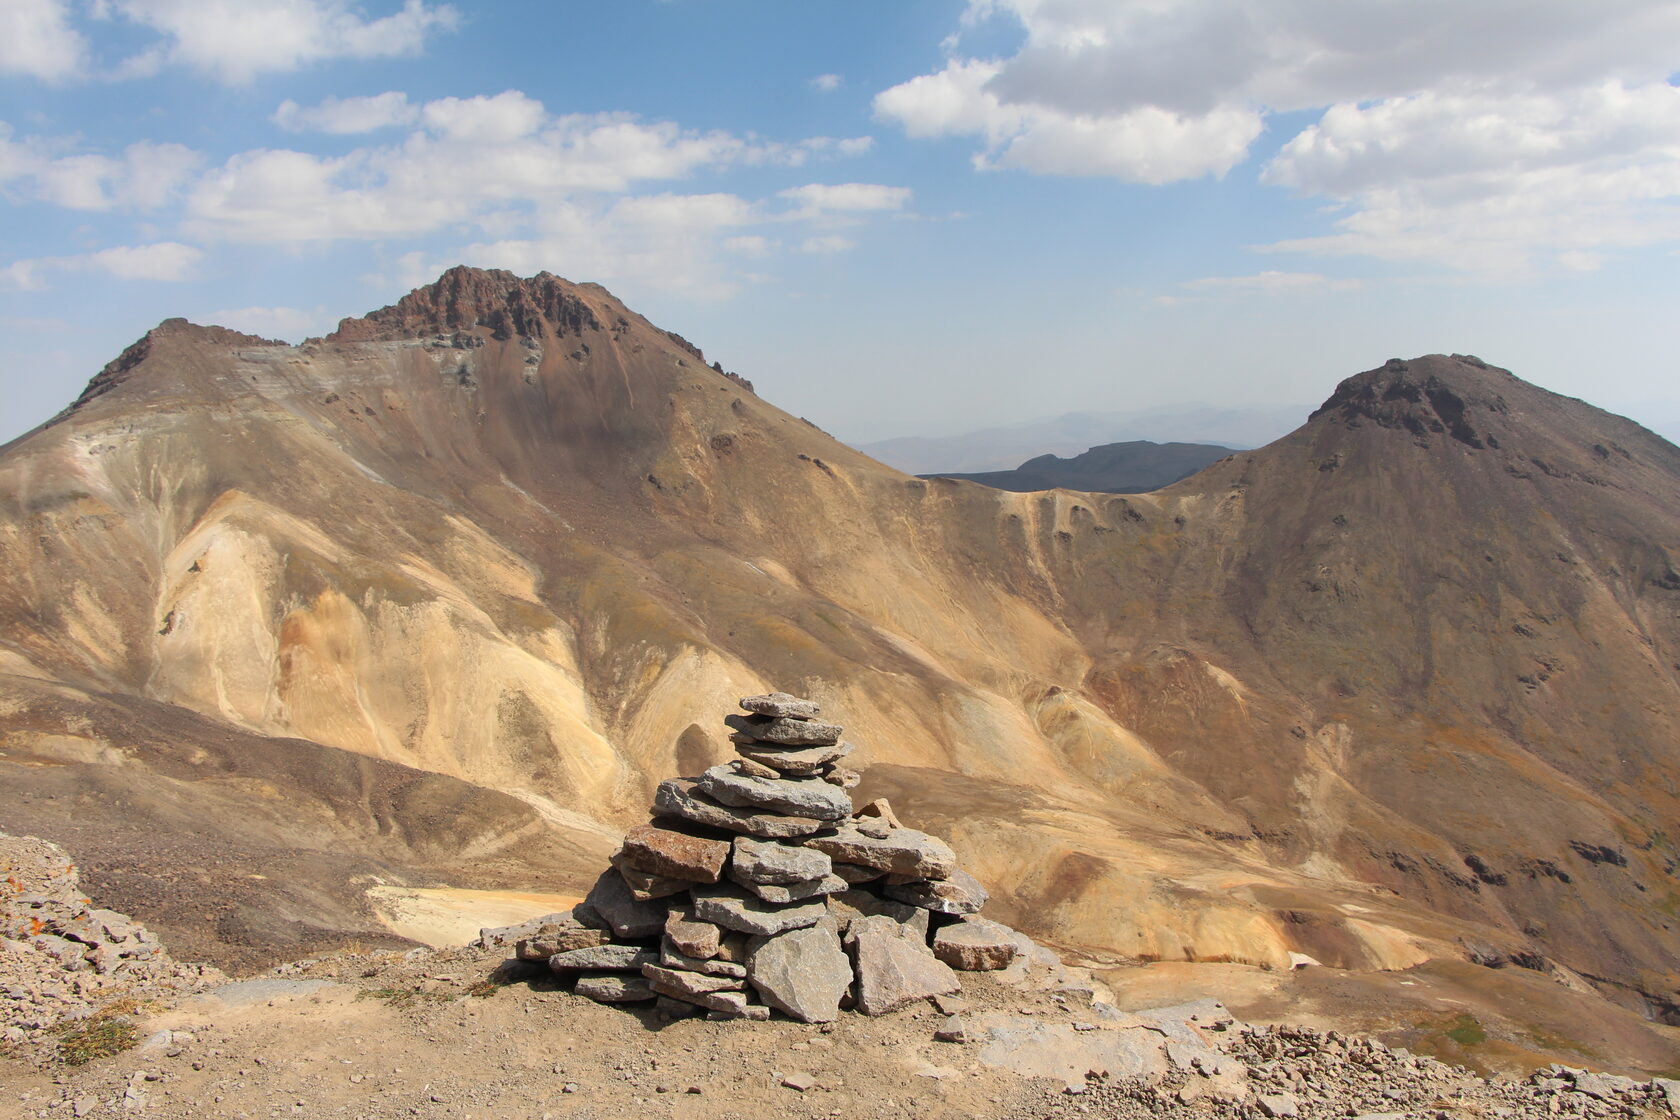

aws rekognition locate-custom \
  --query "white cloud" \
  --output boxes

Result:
[800,235,854,254]
[105,0,460,85]
[723,235,774,257]
[810,73,843,93]
[0,241,203,290]
[273,92,418,134]
[1260,82,1680,272]
[420,91,545,142]
[0,0,85,80]
[884,0,1680,264]
[1180,271,1362,292]
[778,182,912,219]
[205,304,327,338]
[0,126,202,210]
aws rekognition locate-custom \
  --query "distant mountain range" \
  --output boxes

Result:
[855,404,1309,475]
[924,439,1237,493]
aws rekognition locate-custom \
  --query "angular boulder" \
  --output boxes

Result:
[690,884,828,937]
[724,713,843,746]
[549,944,659,972]
[740,692,822,720]
[850,922,961,1015]
[802,825,956,880]
[619,824,731,884]
[932,917,1019,971]
[582,869,669,940]
[697,764,853,821]
[652,778,827,838]
[884,869,989,915]
[664,907,722,960]
[731,836,833,885]
[830,892,931,944]
[746,925,852,1024]
[735,740,853,775]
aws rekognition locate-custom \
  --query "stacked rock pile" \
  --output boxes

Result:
[497,692,1029,1023]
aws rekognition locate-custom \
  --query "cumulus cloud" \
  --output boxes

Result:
[882,0,1680,267]
[800,235,855,254]
[105,0,459,84]
[0,126,203,210]
[0,0,86,80]
[810,73,843,93]
[273,92,419,134]
[1,241,203,290]
[778,182,912,219]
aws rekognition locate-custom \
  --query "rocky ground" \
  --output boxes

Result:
[5,933,1680,1120]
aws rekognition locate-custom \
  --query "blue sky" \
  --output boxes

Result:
[3,0,1679,447]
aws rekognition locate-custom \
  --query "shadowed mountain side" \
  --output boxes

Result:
[924,440,1237,494]
[1,272,1678,1043]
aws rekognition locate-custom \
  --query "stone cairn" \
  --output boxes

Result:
[499,692,1027,1023]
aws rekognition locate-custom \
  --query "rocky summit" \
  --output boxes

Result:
[482,692,1033,1024]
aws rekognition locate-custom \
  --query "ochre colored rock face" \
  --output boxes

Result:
[3,271,1680,1047]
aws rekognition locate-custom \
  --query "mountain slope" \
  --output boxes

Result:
[2,274,1678,1044]
[925,439,1237,493]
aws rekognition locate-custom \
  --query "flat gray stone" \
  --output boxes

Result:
[736,740,853,775]
[641,963,745,996]
[933,917,1018,971]
[803,826,956,879]
[660,939,747,977]
[652,778,828,838]
[514,918,612,960]
[549,944,658,972]
[725,713,843,746]
[850,923,960,1015]
[740,692,821,720]
[619,824,731,884]
[664,906,722,959]
[691,884,828,937]
[831,893,931,944]
[746,925,852,1024]
[575,975,656,1003]
[583,869,669,939]
[884,869,988,915]
[697,764,853,821]
[610,854,691,901]
[727,868,848,903]
[732,836,833,885]
[645,978,765,1018]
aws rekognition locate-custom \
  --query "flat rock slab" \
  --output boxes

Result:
[698,765,853,821]
[653,778,827,838]
[727,869,848,904]
[747,925,852,1023]
[933,917,1018,971]
[646,979,766,1019]
[972,1013,1169,1091]
[641,963,745,996]
[620,824,730,884]
[740,692,822,720]
[725,713,843,746]
[736,740,853,775]
[732,836,832,885]
[851,925,960,1015]
[515,920,611,960]
[803,826,956,880]
[664,907,722,959]
[610,854,691,901]
[575,975,656,1003]
[660,940,747,977]
[583,869,669,940]
[548,944,658,972]
[831,891,931,944]
[691,884,828,937]
[885,869,988,915]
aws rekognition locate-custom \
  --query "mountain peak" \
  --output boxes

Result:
[323,265,607,345]
[1308,353,1520,450]
[67,317,284,415]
